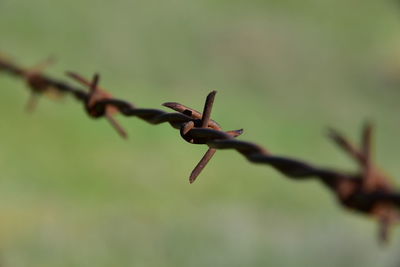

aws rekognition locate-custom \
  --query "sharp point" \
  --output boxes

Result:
[162,102,177,108]
[93,73,100,83]
[90,73,100,92]
[227,128,244,138]
[208,90,217,98]
[363,121,374,136]
[120,129,128,139]
[189,174,197,184]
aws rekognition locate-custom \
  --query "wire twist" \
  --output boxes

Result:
[1,55,399,243]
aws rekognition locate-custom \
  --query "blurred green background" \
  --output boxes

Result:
[1,0,400,266]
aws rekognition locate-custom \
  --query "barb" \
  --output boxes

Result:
[1,54,400,243]
[188,91,219,183]
[66,71,128,139]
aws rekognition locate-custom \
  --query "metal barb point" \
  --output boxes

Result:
[189,91,218,183]
[90,73,100,93]
[201,90,217,128]
[106,113,128,139]
[190,148,217,184]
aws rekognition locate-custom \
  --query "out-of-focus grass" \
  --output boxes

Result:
[1,0,400,266]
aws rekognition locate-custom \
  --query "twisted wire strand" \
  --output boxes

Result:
[1,56,400,242]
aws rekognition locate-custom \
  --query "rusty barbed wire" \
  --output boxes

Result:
[1,55,400,243]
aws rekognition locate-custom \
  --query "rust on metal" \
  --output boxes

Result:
[1,54,400,243]
[66,71,127,139]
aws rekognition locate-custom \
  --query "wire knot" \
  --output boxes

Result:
[163,91,243,183]
[67,72,128,139]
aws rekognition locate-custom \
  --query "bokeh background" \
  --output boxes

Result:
[1,0,400,266]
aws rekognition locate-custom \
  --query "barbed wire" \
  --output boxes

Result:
[1,55,399,243]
